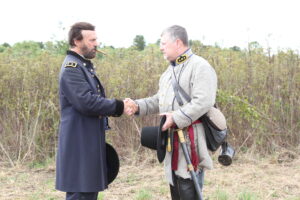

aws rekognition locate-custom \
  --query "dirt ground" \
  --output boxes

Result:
[0,151,299,200]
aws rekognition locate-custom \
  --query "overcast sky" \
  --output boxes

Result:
[1,0,299,51]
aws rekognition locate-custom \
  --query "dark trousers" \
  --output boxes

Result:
[170,170,204,200]
[66,192,98,200]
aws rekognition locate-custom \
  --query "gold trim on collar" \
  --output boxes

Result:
[176,54,188,65]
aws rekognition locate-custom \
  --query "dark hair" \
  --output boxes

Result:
[161,25,189,46]
[68,22,95,47]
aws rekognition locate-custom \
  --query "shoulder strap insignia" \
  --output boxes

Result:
[65,61,78,68]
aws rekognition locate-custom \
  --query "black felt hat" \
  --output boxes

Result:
[106,143,120,185]
[141,115,168,163]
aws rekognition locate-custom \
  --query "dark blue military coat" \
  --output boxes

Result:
[56,50,123,192]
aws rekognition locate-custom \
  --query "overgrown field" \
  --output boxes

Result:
[0,41,299,165]
[0,40,299,200]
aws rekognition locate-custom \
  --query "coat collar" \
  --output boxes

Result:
[67,50,92,65]
[170,48,193,66]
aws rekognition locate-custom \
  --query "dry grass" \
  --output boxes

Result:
[0,152,299,200]
[0,165,62,200]
[206,151,300,200]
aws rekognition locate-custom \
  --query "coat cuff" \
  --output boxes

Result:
[112,99,124,117]
[135,100,147,116]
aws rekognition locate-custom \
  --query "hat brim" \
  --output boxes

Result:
[157,115,168,163]
[140,116,168,163]
[106,143,119,185]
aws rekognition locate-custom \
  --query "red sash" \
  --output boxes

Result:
[172,120,201,171]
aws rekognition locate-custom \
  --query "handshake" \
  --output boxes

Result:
[123,98,139,116]
[122,98,174,131]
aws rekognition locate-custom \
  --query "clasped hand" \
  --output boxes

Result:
[123,98,138,116]
[123,99,174,131]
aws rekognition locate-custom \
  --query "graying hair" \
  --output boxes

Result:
[161,25,189,46]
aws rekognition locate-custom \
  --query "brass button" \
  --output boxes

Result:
[97,85,100,88]
[83,63,86,66]
[98,89,101,93]
[90,69,94,72]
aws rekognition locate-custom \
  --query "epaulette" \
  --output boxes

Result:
[65,61,78,68]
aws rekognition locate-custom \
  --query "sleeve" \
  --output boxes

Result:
[172,62,217,129]
[60,66,124,117]
[134,68,170,116]
[135,93,159,116]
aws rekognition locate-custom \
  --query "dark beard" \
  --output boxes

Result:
[81,45,96,59]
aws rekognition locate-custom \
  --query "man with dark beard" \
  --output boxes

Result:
[56,22,131,200]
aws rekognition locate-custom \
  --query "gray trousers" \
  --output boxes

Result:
[170,170,204,200]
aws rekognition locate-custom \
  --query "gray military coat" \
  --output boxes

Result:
[136,49,217,185]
